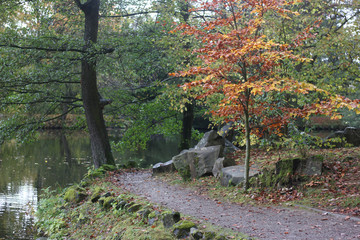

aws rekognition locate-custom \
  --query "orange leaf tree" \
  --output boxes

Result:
[173,0,360,190]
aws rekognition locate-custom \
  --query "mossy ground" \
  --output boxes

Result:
[36,171,248,240]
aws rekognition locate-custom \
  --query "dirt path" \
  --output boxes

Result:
[114,170,360,240]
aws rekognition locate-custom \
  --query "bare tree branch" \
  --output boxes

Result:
[100,11,159,18]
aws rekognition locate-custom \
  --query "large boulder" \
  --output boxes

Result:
[172,146,221,180]
[276,155,323,177]
[324,127,360,147]
[220,165,260,186]
[195,130,225,157]
[212,157,236,178]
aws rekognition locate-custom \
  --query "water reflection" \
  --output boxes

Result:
[0,131,91,239]
[0,130,180,239]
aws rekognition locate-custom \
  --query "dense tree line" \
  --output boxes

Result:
[0,0,359,169]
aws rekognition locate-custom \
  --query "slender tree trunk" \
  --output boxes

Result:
[76,0,115,168]
[244,89,251,191]
[180,102,194,150]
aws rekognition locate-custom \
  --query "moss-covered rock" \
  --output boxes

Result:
[79,178,91,188]
[64,187,87,203]
[162,211,181,228]
[115,200,127,210]
[128,203,142,213]
[138,208,151,221]
[173,220,196,239]
[76,213,89,226]
[90,187,103,203]
[190,227,203,240]
[102,197,116,210]
[148,211,160,226]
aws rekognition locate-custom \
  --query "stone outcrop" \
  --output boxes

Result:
[212,157,236,178]
[325,127,360,147]
[172,145,221,180]
[276,156,323,177]
[220,165,260,186]
[194,130,225,157]
[64,186,87,203]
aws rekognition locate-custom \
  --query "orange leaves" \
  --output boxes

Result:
[171,0,360,134]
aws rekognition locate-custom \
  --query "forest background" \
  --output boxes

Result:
[0,0,360,170]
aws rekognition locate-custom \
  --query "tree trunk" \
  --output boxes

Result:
[179,1,194,151]
[180,102,194,150]
[77,0,115,168]
[244,89,251,191]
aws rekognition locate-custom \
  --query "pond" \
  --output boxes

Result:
[0,130,180,239]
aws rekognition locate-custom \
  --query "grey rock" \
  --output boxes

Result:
[173,146,221,180]
[128,204,142,213]
[325,127,360,147]
[217,122,234,137]
[162,211,181,228]
[212,157,237,178]
[173,220,196,239]
[115,200,127,210]
[190,227,203,240]
[220,165,260,186]
[224,139,239,155]
[276,156,323,177]
[195,130,225,157]
[152,160,174,175]
[138,209,151,221]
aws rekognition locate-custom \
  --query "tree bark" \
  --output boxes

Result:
[76,0,115,168]
[244,89,251,191]
[179,0,194,151]
[180,102,194,150]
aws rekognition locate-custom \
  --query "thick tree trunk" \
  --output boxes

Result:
[180,102,194,150]
[77,0,115,168]
[179,1,194,151]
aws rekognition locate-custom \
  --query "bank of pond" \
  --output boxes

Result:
[35,166,248,240]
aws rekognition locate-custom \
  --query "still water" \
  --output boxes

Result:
[0,130,179,239]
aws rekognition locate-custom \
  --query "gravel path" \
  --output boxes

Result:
[114,170,360,240]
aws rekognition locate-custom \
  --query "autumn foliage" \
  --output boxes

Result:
[171,0,360,189]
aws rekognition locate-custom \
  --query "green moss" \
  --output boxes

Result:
[127,203,142,213]
[90,187,103,203]
[148,211,158,219]
[100,164,117,172]
[173,220,196,230]
[64,187,87,203]
[178,167,192,181]
[161,210,172,216]
[203,231,216,239]
[103,197,116,210]
[87,169,105,179]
